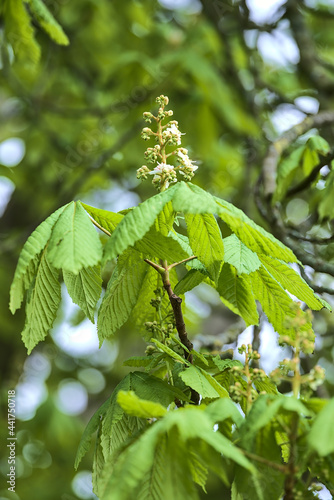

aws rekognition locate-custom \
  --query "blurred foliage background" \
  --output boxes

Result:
[1,0,334,498]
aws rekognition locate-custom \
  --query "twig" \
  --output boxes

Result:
[241,449,288,474]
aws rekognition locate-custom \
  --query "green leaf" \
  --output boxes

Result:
[178,365,228,399]
[223,234,261,274]
[75,397,110,469]
[10,205,66,314]
[27,0,69,45]
[4,0,41,64]
[103,186,177,262]
[205,398,244,427]
[274,145,305,203]
[217,264,259,327]
[185,213,224,281]
[117,391,167,418]
[249,266,312,337]
[81,203,124,234]
[137,435,168,500]
[97,250,148,343]
[21,249,61,354]
[63,265,102,323]
[174,269,206,295]
[308,398,334,456]
[215,196,297,263]
[123,356,158,368]
[135,228,188,263]
[151,339,188,365]
[172,182,219,214]
[259,255,325,311]
[47,201,102,273]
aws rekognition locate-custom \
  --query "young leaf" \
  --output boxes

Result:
[135,227,188,263]
[97,250,148,343]
[217,264,259,327]
[103,186,177,262]
[223,234,261,274]
[178,365,228,399]
[63,265,102,323]
[185,213,224,282]
[27,0,69,45]
[48,201,102,273]
[75,397,111,469]
[117,391,167,418]
[10,205,66,314]
[215,197,297,263]
[259,255,325,311]
[151,339,187,365]
[137,436,168,500]
[21,249,61,354]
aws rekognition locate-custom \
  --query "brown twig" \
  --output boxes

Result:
[145,258,200,405]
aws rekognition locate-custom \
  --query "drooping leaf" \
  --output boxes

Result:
[172,182,219,214]
[75,397,111,469]
[117,391,167,419]
[63,265,102,323]
[178,365,228,399]
[103,186,177,262]
[47,201,103,273]
[223,234,261,274]
[217,264,259,327]
[4,0,41,64]
[137,435,168,500]
[185,213,224,281]
[151,339,188,365]
[308,398,334,456]
[135,228,189,263]
[27,0,69,45]
[174,269,206,295]
[10,205,66,314]
[97,250,148,343]
[259,255,325,311]
[215,196,297,263]
[21,249,61,354]
[249,266,313,338]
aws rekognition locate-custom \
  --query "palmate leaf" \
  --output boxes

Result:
[63,265,102,323]
[10,205,66,314]
[27,0,69,45]
[185,213,224,282]
[98,405,254,500]
[47,201,103,273]
[223,234,261,274]
[172,182,219,213]
[217,264,259,327]
[135,227,188,263]
[97,250,148,344]
[249,266,313,338]
[21,248,61,354]
[259,255,327,311]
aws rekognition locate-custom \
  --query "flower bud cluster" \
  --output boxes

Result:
[229,344,266,408]
[136,95,198,191]
[271,305,325,394]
